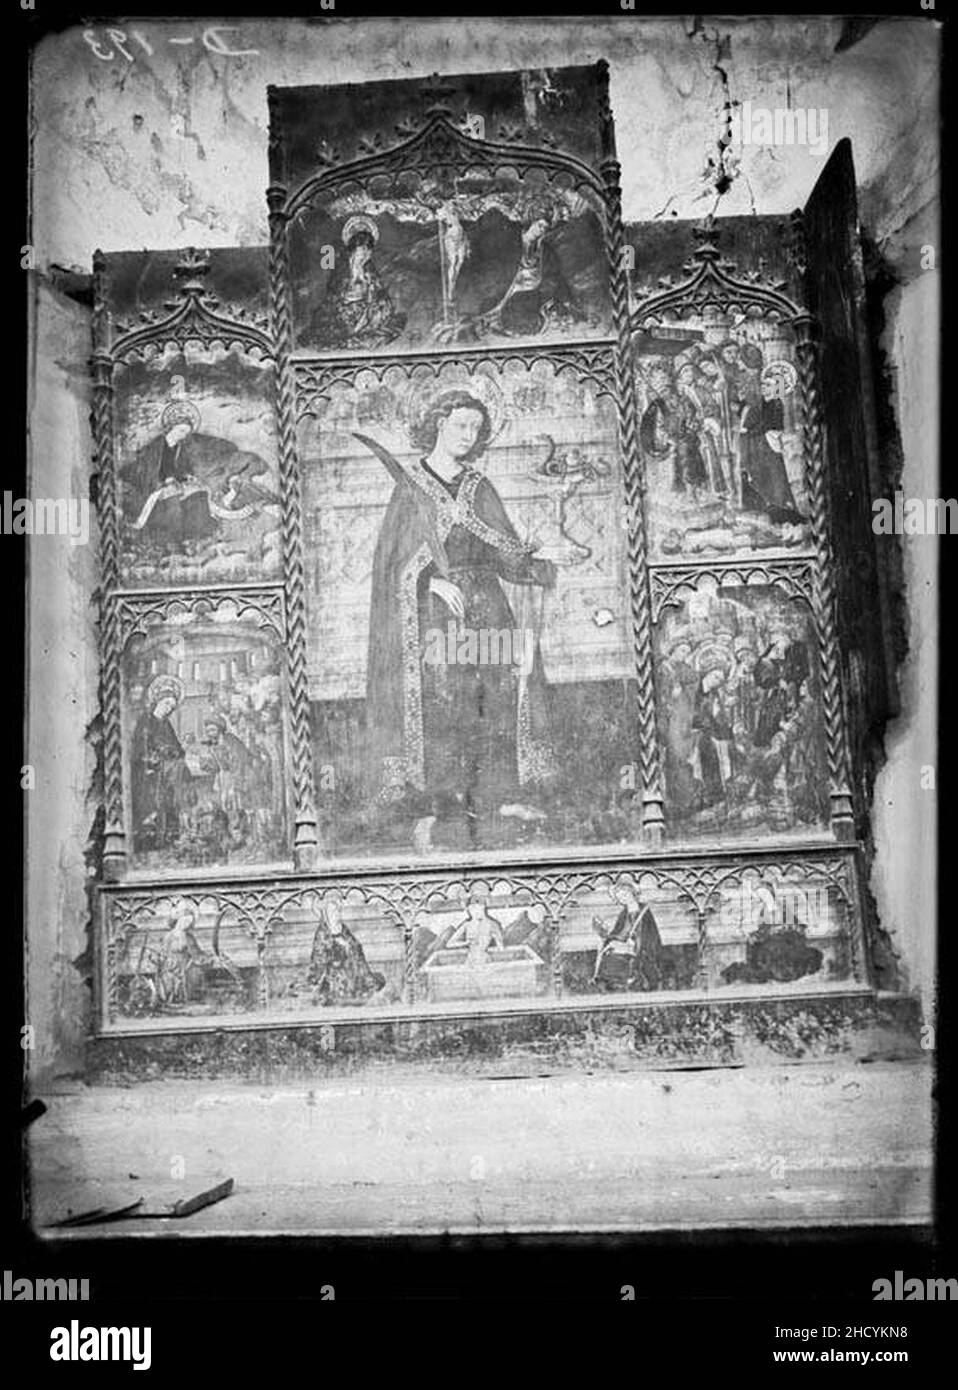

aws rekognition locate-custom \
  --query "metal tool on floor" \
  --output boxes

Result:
[51,1178,234,1227]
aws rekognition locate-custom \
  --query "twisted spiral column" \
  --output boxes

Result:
[602,159,665,844]
[92,252,126,878]
[402,915,417,1005]
[268,190,320,866]
[793,314,855,840]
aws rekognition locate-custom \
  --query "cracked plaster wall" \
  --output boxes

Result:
[26,15,939,1079]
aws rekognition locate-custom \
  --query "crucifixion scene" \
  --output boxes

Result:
[290,175,611,352]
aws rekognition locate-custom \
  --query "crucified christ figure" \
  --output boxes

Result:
[326,179,589,343]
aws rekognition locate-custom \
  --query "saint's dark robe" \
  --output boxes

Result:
[593,904,664,992]
[363,459,554,813]
[752,650,795,750]
[131,711,190,852]
[739,398,803,523]
[691,684,737,807]
[661,656,698,812]
[126,432,272,545]
[307,914,385,1005]
[640,393,709,492]
[155,921,210,1004]
[723,919,823,985]
[492,238,579,336]
[310,259,406,349]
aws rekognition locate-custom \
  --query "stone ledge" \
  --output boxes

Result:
[86,988,923,1083]
[30,1058,933,1236]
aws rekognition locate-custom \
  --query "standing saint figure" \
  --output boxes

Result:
[738,367,804,524]
[131,675,191,853]
[675,358,727,496]
[193,713,253,851]
[689,661,738,811]
[356,387,557,847]
[640,364,710,496]
[155,902,210,1005]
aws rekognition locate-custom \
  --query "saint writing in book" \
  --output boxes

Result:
[125,384,279,549]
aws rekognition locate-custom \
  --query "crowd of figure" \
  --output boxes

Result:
[130,672,285,864]
[638,337,804,526]
[659,603,828,830]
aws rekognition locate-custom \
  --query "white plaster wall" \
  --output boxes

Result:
[32,17,937,265]
[27,15,939,1075]
[26,282,99,1078]
[872,269,939,1023]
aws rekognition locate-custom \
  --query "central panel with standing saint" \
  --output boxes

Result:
[270,64,653,867]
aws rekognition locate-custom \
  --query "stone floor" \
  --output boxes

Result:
[29,1057,932,1237]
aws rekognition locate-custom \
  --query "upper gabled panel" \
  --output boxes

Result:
[268,65,615,356]
[94,248,281,592]
[625,217,814,567]
[99,247,272,336]
[268,64,614,192]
